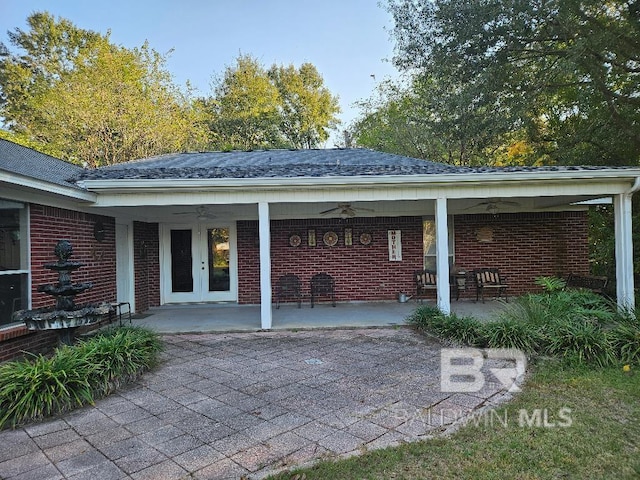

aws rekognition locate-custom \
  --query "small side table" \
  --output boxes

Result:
[451,272,468,301]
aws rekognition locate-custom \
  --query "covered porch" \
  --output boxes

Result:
[78,150,640,330]
[128,300,506,333]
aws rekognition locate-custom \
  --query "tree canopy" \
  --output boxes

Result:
[0,12,207,166]
[268,62,341,149]
[205,55,340,150]
[353,0,640,167]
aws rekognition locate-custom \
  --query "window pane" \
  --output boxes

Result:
[423,220,436,256]
[423,216,455,271]
[0,207,23,271]
[0,273,27,326]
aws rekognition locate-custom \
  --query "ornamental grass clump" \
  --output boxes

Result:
[408,277,640,367]
[483,317,542,353]
[0,346,95,428]
[406,304,486,346]
[546,321,614,366]
[0,326,162,429]
[76,326,163,395]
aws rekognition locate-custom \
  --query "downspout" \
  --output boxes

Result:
[627,177,640,195]
[614,177,640,311]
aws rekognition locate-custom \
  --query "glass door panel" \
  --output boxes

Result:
[207,228,230,292]
[170,229,193,293]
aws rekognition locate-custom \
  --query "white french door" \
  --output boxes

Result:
[161,223,237,303]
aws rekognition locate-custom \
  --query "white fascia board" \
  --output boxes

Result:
[0,171,96,203]
[78,168,640,193]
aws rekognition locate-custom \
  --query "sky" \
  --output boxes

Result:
[0,0,401,147]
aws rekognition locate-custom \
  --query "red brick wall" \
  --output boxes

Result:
[238,217,423,304]
[30,205,117,309]
[454,211,589,298]
[0,328,59,362]
[237,211,589,304]
[133,221,160,312]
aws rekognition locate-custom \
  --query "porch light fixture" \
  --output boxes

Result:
[487,204,499,216]
[93,220,105,242]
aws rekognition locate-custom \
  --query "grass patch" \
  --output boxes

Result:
[267,362,640,479]
[0,326,162,429]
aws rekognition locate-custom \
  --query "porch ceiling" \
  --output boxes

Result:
[97,194,600,223]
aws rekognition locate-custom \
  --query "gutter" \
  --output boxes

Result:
[77,168,640,192]
[0,170,97,203]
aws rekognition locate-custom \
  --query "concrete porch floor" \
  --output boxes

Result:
[130,300,506,334]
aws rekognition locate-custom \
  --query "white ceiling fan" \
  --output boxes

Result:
[319,203,374,218]
[172,205,219,220]
[464,199,520,215]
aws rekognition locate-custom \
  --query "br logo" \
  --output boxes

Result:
[440,348,527,393]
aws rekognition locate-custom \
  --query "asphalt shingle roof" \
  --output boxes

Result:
[1,143,633,187]
[0,139,85,190]
[74,148,627,181]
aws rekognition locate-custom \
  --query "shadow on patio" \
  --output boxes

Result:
[130,300,506,334]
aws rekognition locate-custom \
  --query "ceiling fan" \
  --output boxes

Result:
[319,203,374,218]
[172,205,219,220]
[464,199,520,215]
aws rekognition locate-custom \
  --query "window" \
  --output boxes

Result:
[0,200,28,327]
[423,217,454,271]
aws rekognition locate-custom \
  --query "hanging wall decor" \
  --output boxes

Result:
[344,228,353,246]
[388,229,402,261]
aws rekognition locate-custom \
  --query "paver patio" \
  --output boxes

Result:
[0,327,514,480]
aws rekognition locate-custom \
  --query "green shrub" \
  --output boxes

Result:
[535,276,566,292]
[546,322,614,366]
[436,314,486,347]
[0,326,162,429]
[483,318,541,352]
[408,284,636,367]
[0,347,94,428]
[608,323,640,364]
[406,304,442,329]
[78,326,163,395]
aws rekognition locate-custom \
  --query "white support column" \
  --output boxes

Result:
[258,202,272,329]
[614,193,635,310]
[435,197,451,314]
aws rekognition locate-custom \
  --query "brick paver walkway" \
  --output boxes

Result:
[0,328,512,479]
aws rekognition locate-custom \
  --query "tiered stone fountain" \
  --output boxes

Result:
[14,240,112,345]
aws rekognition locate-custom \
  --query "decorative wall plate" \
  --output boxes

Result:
[289,234,302,247]
[359,232,372,245]
[323,231,339,247]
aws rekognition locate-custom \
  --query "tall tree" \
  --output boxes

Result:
[351,73,520,166]
[205,55,341,150]
[386,0,640,166]
[208,54,284,150]
[268,63,340,149]
[0,12,208,167]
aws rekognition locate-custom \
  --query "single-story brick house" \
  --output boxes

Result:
[1,138,639,359]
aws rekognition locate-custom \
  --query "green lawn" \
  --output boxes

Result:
[267,361,640,479]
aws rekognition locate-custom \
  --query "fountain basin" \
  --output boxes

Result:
[16,303,113,330]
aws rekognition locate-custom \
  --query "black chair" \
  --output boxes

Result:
[310,273,336,308]
[414,269,438,303]
[275,274,302,309]
[474,268,508,303]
